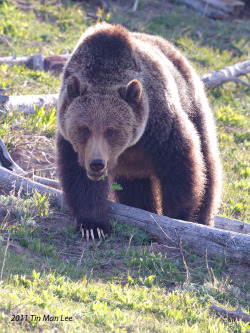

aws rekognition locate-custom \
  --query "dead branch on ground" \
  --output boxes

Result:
[201,60,250,89]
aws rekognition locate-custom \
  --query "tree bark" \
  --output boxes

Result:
[0,166,249,264]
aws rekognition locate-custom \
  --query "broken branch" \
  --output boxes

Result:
[201,60,250,89]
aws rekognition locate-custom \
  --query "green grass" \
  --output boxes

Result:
[0,0,88,56]
[0,0,250,332]
[0,64,60,95]
[1,270,249,333]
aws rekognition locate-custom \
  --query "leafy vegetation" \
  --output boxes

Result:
[0,0,249,332]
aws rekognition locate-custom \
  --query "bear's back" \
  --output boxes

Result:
[62,23,204,120]
[63,23,139,86]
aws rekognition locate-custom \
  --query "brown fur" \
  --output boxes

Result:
[57,23,222,235]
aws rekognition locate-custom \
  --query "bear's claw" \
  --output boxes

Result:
[79,225,106,242]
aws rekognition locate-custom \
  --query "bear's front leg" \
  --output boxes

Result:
[56,132,110,240]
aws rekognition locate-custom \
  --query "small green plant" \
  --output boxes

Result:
[216,105,247,127]
[111,181,123,191]
[111,220,151,245]
[25,106,57,136]
[0,192,50,220]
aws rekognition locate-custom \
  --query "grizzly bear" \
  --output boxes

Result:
[57,22,222,239]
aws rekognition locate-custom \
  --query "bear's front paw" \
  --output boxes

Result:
[80,225,107,242]
[77,220,110,242]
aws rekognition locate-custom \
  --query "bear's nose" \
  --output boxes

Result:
[89,159,105,172]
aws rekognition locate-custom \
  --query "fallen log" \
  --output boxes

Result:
[1,94,58,114]
[0,54,67,71]
[0,54,43,69]
[1,165,249,234]
[214,215,250,235]
[0,166,249,264]
[175,0,245,18]
[0,166,62,207]
[210,304,250,323]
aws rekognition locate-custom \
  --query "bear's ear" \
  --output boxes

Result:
[67,75,88,100]
[118,79,142,104]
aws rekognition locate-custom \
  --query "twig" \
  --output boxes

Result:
[132,0,139,12]
[73,247,85,275]
[179,239,191,284]
[206,249,213,282]
[150,214,177,245]
[0,35,15,53]
[87,13,102,22]
[0,234,10,282]
[231,77,250,87]
[174,229,191,283]
[125,229,135,257]
[86,268,94,287]
[31,176,60,189]
[0,34,40,47]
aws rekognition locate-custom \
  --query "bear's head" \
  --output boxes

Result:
[58,75,149,181]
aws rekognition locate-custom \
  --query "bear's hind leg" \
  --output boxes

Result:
[115,177,158,214]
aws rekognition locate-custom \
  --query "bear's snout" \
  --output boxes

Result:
[90,159,105,172]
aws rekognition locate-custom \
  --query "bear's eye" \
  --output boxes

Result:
[81,127,91,137]
[105,128,114,137]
